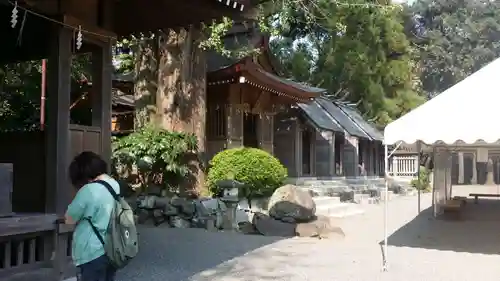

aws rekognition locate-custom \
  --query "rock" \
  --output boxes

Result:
[164,203,179,216]
[307,189,318,197]
[147,185,163,196]
[171,216,192,228]
[205,218,217,232]
[280,216,296,223]
[191,217,208,229]
[339,190,354,202]
[238,221,259,235]
[295,215,345,239]
[152,197,177,216]
[214,209,224,230]
[353,193,370,204]
[125,196,138,211]
[152,209,163,218]
[118,180,135,197]
[193,199,211,218]
[138,195,157,209]
[136,209,150,224]
[171,197,196,217]
[200,198,227,214]
[252,212,296,237]
[268,184,316,222]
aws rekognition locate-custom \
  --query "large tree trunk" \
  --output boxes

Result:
[157,27,207,195]
[133,37,158,129]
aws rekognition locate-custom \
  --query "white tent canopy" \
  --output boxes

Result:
[385,57,500,146]
[381,57,500,272]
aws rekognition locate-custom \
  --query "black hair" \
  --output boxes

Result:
[69,151,108,188]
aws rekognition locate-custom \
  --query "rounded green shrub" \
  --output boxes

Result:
[410,166,431,193]
[207,147,288,198]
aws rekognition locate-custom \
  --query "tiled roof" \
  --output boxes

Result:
[297,101,343,132]
[338,104,383,141]
[316,98,370,139]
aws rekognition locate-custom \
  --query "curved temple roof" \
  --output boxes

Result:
[208,60,325,102]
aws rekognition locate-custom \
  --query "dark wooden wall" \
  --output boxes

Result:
[0,127,103,215]
[274,111,298,177]
[0,132,46,213]
[314,131,331,177]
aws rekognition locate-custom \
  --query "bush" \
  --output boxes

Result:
[411,165,431,192]
[112,125,198,193]
[207,147,287,199]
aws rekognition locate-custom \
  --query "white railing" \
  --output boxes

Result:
[388,155,418,178]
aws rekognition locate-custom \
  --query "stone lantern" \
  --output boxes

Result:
[216,179,245,231]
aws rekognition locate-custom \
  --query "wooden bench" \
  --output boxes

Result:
[469,193,500,204]
[453,196,467,206]
[442,199,464,220]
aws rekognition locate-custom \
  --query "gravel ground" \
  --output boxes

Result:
[118,186,500,281]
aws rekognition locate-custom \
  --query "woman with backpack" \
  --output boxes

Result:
[64,151,138,281]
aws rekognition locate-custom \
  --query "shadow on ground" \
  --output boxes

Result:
[118,226,284,281]
[383,198,500,255]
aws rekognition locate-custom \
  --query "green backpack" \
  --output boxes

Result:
[86,180,139,269]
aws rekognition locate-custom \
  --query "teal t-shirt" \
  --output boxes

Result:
[66,175,120,266]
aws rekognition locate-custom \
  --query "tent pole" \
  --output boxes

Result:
[383,144,389,272]
[417,141,422,213]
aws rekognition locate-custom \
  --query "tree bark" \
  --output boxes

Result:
[133,37,158,129]
[157,27,207,194]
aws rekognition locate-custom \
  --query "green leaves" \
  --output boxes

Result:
[268,0,425,127]
[409,0,500,96]
[206,147,287,199]
[112,126,198,192]
[0,54,92,131]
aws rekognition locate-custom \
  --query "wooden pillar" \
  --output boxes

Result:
[371,142,377,176]
[329,132,335,177]
[257,114,273,154]
[45,26,72,214]
[457,151,464,184]
[337,134,344,176]
[364,141,371,176]
[392,156,398,177]
[91,43,113,163]
[295,122,302,176]
[226,85,243,149]
[270,115,274,155]
[471,152,477,184]
[344,135,359,177]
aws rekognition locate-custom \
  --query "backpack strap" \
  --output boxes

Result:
[94,179,120,201]
[84,180,120,246]
[85,217,105,246]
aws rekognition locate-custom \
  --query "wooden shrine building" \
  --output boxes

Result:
[0,0,253,280]
[277,98,384,178]
[205,22,325,160]
[205,23,384,178]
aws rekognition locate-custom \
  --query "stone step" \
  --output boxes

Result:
[301,186,346,197]
[313,196,341,206]
[302,181,347,187]
[301,178,386,187]
[315,202,365,218]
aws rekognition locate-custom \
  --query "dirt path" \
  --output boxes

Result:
[119,192,500,281]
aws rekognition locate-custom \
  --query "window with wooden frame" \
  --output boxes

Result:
[207,104,227,139]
